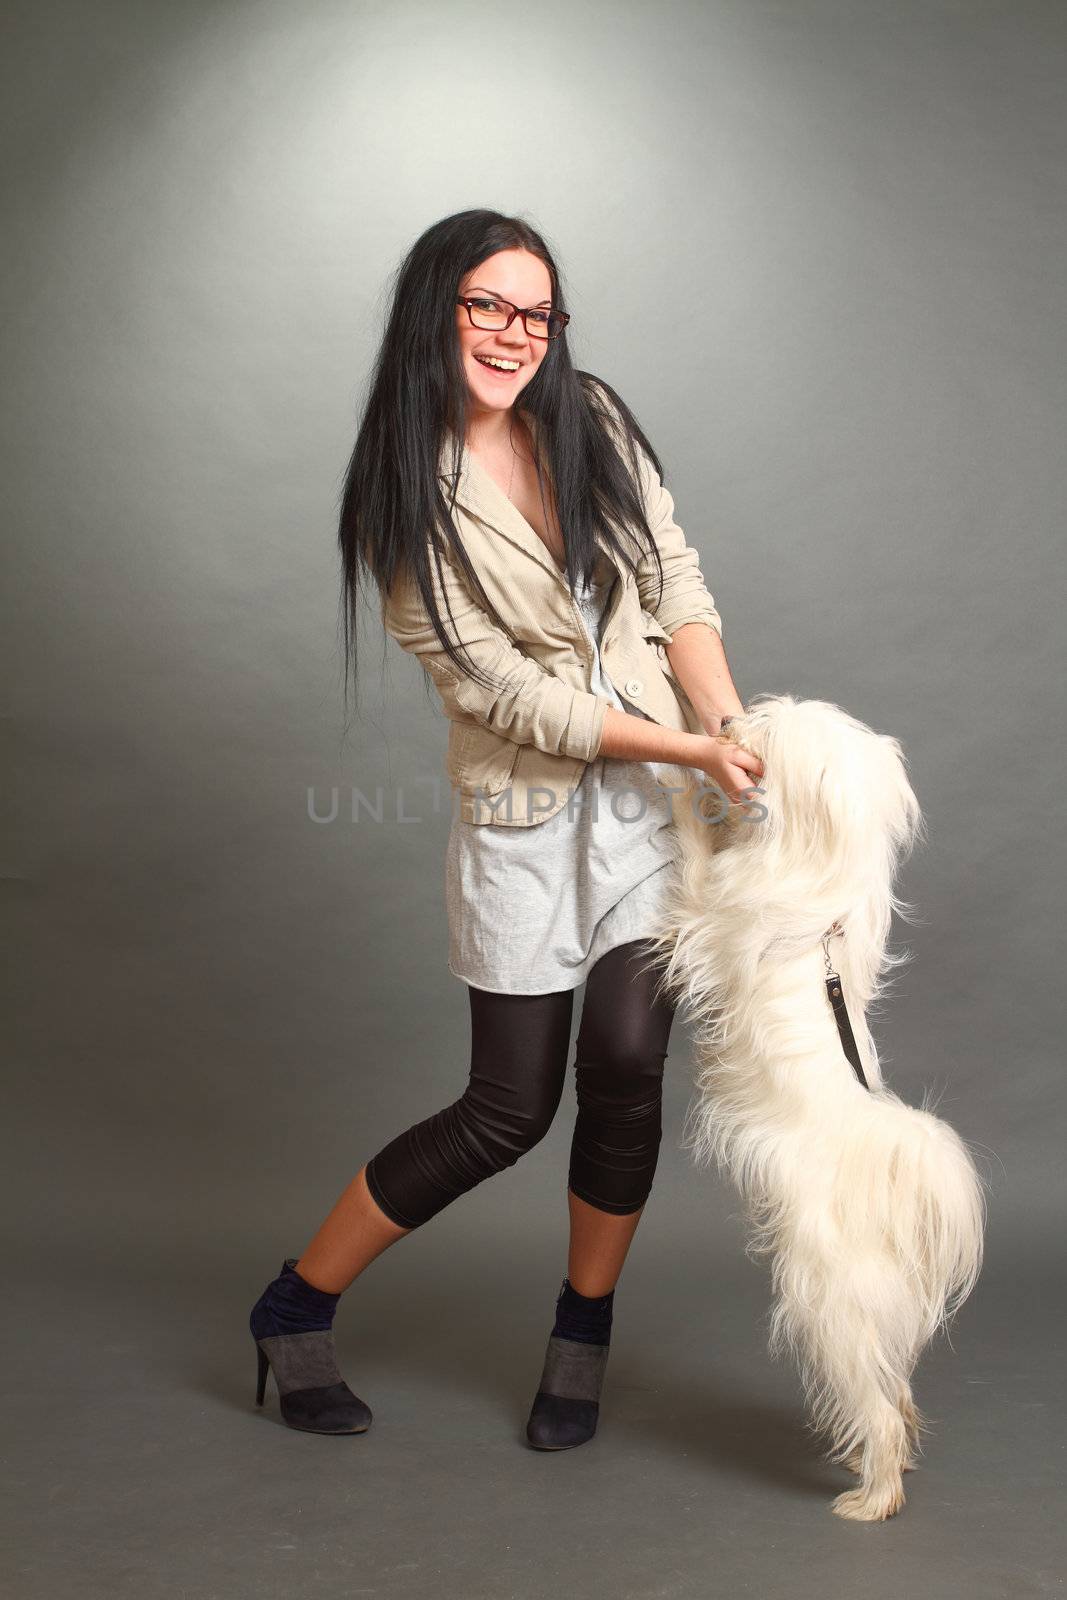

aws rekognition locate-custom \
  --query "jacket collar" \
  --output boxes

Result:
[437,412,617,588]
[437,411,568,584]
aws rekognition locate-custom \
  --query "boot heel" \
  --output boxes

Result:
[255,1344,269,1407]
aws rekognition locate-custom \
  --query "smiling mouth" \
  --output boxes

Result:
[474,354,521,375]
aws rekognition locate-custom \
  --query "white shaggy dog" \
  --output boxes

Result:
[643,694,987,1522]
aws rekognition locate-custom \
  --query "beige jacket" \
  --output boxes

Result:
[380,413,724,825]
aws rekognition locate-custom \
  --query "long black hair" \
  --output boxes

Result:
[337,207,668,718]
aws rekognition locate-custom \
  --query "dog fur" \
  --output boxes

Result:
[642,694,987,1521]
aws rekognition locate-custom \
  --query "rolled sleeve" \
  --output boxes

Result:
[380,548,610,763]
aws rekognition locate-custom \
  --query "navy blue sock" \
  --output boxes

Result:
[249,1257,340,1340]
[552,1276,614,1345]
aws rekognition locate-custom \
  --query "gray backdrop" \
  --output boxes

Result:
[4,1,1064,1596]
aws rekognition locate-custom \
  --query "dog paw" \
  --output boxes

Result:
[832,1480,906,1521]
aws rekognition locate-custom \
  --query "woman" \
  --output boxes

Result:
[249,209,763,1448]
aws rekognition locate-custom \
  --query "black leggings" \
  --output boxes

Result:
[364,939,677,1230]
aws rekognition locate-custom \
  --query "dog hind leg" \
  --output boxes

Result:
[843,1377,925,1476]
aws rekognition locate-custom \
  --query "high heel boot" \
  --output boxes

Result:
[525,1277,614,1450]
[250,1257,372,1434]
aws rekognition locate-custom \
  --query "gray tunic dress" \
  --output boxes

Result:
[445,556,680,994]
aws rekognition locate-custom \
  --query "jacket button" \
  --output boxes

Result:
[624,677,643,698]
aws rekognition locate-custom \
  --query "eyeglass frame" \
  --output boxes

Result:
[455,295,571,341]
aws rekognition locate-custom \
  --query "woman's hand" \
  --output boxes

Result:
[690,734,765,809]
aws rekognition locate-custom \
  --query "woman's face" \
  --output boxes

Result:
[455,248,554,417]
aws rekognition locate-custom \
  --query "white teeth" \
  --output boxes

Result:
[477,355,520,371]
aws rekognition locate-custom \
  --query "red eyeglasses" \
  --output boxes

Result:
[456,296,570,340]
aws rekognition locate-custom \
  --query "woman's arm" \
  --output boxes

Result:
[596,704,763,802]
[618,398,744,737]
[632,459,724,641]
[593,380,724,641]
[663,620,744,736]
[383,547,762,799]
[381,545,611,762]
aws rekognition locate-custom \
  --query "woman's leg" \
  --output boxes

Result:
[296,984,575,1293]
[566,938,677,1294]
[526,939,676,1449]
[253,982,576,1432]
[294,1168,412,1295]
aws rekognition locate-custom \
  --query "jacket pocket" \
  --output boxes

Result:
[446,720,522,798]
